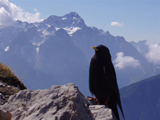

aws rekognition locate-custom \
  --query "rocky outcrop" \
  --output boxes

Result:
[0,109,12,120]
[89,105,116,120]
[0,82,19,105]
[1,83,116,120]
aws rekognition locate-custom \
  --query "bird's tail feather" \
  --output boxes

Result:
[109,104,120,120]
[118,103,125,120]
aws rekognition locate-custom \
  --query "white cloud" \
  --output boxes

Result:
[145,42,160,65]
[113,52,140,69]
[0,0,42,25]
[34,8,38,12]
[111,22,123,27]
[0,7,14,25]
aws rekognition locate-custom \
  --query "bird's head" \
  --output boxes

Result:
[92,45,111,59]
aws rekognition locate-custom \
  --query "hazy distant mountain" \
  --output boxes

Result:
[120,74,160,120]
[0,12,159,95]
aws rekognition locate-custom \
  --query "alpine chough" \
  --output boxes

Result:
[89,45,125,120]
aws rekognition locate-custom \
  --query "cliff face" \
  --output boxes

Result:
[1,83,116,120]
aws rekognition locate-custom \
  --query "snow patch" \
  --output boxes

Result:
[46,24,51,27]
[63,27,81,35]
[55,27,81,35]
[42,30,50,36]
[36,47,39,53]
[62,17,67,20]
[4,46,9,51]
[55,27,60,31]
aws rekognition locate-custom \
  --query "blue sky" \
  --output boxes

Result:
[2,0,160,43]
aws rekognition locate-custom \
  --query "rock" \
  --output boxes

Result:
[89,105,117,120]
[1,83,92,120]
[1,83,116,120]
[85,97,98,105]
[0,82,20,105]
[0,109,12,120]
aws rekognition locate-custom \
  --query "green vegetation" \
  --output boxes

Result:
[0,63,27,90]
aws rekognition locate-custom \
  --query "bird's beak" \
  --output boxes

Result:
[92,46,98,51]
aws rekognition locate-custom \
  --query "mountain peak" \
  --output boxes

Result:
[63,12,81,19]
[43,12,86,28]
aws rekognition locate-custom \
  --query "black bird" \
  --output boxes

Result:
[89,45,125,120]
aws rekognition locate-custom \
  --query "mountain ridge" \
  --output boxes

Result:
[0,12,159,96]
[120,74,160,120]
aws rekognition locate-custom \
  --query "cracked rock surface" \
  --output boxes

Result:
[1,83,115,120]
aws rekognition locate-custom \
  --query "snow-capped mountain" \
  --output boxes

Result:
[43,12,86,28]
[0,12,159,95]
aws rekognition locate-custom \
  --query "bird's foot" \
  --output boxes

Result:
[87,96,98,103]
[104,97,110,105]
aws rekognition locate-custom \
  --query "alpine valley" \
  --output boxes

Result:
[0,12,160,95]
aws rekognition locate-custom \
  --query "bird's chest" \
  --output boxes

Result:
[91,58,106,72]
[90,63,107,82]
[91,59,112,79]
[92,65,105,75]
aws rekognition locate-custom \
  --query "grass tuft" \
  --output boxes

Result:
[0,63,27,90]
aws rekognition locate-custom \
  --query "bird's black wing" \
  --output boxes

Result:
[104,62,125,119]
[89,56,99,95]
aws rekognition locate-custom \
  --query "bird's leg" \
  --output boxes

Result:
[87,96,98,103]
[104,97,110,105]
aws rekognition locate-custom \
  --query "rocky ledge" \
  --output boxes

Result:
[0,83,116,120]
